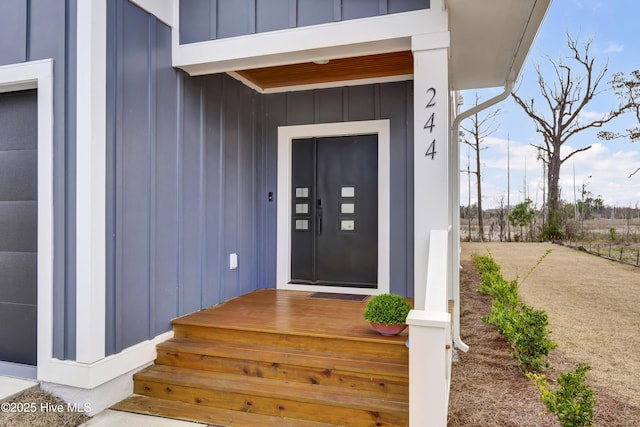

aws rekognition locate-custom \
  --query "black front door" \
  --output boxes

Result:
[290,135,378,288]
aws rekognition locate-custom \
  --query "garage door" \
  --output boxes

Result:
[0,89,37,366]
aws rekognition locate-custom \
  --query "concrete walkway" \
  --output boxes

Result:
[0,376,38,401]
[1,375,202,426]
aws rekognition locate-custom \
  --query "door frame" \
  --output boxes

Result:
[0,59,53,379]
[277,120,390,295]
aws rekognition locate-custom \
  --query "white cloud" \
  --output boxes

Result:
[577,110,607,122]
[603,43,624,53]
[465,137,640,208]
[558,143,640,205]
[573,0,602,10]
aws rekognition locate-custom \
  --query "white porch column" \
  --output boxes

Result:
[412,32,451,309]
[76,0,107,363]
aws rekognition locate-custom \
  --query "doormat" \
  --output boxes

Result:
[308,292,370,302]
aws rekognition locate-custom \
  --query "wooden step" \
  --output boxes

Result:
[156,338,408,396]
[171,323,408,360]
[113,394,343,427]
[133,364,408,427]
[121,290,410,426]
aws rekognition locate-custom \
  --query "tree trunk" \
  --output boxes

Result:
[547,147,562,224]
[475,153,484,241]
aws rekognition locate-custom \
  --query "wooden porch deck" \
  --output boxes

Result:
[113,289,411,426]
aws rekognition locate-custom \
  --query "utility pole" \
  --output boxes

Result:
[467,148,472,240]
[507,134,511,241]
[573,160,577,220]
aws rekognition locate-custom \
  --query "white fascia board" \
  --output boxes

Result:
[174,8,447,75]
[129,0,173,27]
[412,31,451,52]
[75,0,107,364]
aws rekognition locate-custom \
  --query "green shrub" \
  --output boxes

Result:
[541,211,565,241]
[473,255,501,275]
[483,300,556,372]
[474,255,520,307]
[363,293,412,325]
[473,251,595,421]
[528,364,595,427]
[474,252,555,372]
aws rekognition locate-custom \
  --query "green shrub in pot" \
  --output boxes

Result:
[363,293,412,325]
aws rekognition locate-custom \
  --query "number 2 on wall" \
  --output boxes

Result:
[425,87,436,108]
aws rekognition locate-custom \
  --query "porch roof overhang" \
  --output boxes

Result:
[167,0,551,93]
[447,0,552,90]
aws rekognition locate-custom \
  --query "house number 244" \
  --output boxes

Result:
[424,87,436,159]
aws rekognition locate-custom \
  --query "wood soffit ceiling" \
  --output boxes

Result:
[235,51,413,90]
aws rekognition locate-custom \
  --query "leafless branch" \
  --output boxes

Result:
[561,145,592,164]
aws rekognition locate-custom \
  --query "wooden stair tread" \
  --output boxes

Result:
[135,364,408,412]
[113,394,343,427]
[158,337,408,377]
[170,289,410,346]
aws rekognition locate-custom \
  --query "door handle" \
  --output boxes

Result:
[316,198,323,236]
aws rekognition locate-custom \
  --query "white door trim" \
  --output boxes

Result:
[0,59,53,380]
[277,120,390,295]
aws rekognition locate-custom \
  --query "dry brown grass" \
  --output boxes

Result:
[0,389,88,427]
[449,242,640,426]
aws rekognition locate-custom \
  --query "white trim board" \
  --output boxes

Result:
[276,120,390,296]
[173,8,447,76]
[75,0,107,364]
[128,0,173,27]
[0,59,54,381]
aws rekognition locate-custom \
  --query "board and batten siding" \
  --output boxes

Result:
[179,0,430,44]
[106,0,415,356]
[106,0,264,354]
[0,0,77,361]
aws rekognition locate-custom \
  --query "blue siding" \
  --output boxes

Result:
[180,0,429,43]
[0,1,27,65]
[255,0,291,33]
[0,0,76,360]
[107,0,415,356]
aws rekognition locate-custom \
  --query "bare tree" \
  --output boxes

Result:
[599,70,640,177]
[511,35,626,237]
[461,92,501,241]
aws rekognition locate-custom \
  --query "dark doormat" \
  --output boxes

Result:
[308,292,370,302]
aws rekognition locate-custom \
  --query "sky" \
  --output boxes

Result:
[459,0,640,210]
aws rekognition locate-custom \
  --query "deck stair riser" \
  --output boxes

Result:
[156,338,408,396]
[171,323,407,360]
[133,365,407,426]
